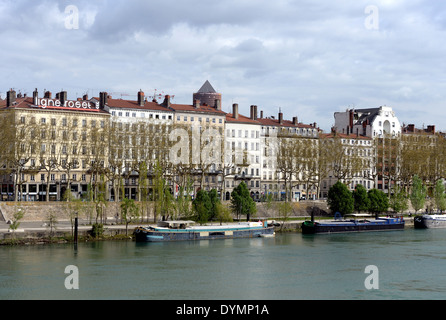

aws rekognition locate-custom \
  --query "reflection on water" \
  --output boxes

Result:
[2,229,446,300]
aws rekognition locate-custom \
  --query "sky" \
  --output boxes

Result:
[1,0,446,132]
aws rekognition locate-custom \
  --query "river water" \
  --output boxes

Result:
[1,228,446,300]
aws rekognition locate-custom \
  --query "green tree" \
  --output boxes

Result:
[192,189,212,224]
[9,205,25,237]
[230,182,257,221]
[276,201,293,231]
[352,184,370,213]
[410,175,427,213]
[214,202,233,225]
[208,189,220,221]
[327,181,354,216]
[434,180,446,213]
[367,189,389,218]
[389,185,409,214]
[121,197,140,235]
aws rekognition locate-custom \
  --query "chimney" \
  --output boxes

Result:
[138,90,145,107]
[194,99,200,109]
[163,95,171,108]
[83,94,88,101]
[60,91,67,106]
[33,88,38,105]
[44,91,52,99]
[427,125,435,134]
[214,99,221,110]
[278,111,283,124]
[292,117,298,125]
[349,109,354,129]
[254,105,258,120]
[408,124,415,132]
[260,110,263,119]
[99,92,108,109]
[250,105,255,120]
[232,103,239,119]
[6,89,16,107]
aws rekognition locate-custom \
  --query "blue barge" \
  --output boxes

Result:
[134,220,275,242]
[301,214,405,234]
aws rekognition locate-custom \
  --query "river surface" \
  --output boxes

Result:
[1,228,446,300]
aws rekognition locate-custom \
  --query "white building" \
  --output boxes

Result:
[334,106,401,138]
[224,104,262,200]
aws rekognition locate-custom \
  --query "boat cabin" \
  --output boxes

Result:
[156,220,196,229]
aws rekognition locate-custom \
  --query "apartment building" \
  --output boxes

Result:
[319,130,375,198]
[0,89,110,201]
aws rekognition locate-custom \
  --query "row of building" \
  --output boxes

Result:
[0,81,439,202]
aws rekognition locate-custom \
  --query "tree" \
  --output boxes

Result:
[230,182,257,221]
[8,205,25,237]
[207,189,220,221]
[121,197,140,235]
[367,189,389,218]
[389,185,409,214]
[433,180,446,213]
[410,175,427,213]
[276,201,293,231]
[327,181,354,215]
[352,184,370,213]
[214,202,233,225]
[192,189,212,224]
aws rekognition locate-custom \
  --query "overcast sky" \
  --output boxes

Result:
[1,0,446,131]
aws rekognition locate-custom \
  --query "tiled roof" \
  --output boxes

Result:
[196,80,217,93]
[105,98,172,112]
[225,113,261,124]
[169,103,226,115]
[1,97,109,114]
[257,117,316,129]
[320,132,372,140]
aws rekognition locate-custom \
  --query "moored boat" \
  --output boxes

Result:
[414,214,446,229]
[134,220,275,242]
[301,214,405,234]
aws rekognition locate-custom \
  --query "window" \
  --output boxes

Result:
[125,112,130,117]
[20,116,25,124]
[82,119,87,127]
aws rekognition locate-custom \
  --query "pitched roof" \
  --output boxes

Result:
[1,97,109,114]
[196,80,216,93]
[225,113,261,124]
[257,117,317,129]
[169,103,226,115]
[320,132,371,140]
[105,97,173,112]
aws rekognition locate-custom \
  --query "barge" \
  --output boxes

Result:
[134,220,275,242]
[414,214,446,229]
[301,213,405,234]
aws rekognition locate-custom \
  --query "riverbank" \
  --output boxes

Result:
[0,216,414,245]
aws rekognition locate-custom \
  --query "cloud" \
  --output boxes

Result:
[1,1,446,131]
